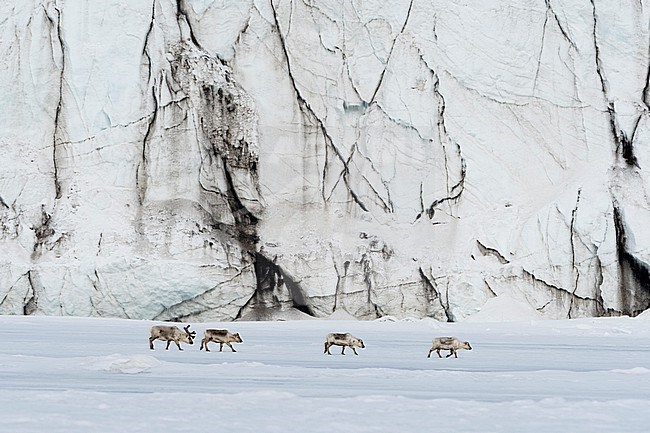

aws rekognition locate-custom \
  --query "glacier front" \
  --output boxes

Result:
[1,0,649,321]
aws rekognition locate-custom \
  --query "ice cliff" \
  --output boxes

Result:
[1,0,649,321]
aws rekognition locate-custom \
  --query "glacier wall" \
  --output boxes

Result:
[1,0,649,321]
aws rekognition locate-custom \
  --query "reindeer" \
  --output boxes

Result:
[427,337,472,358]
[149,325,196,350]
[324,333,365,355]
[199,329,243,352]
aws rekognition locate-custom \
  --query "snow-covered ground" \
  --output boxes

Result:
[1,312,649,433]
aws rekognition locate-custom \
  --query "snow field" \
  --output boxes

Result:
[0,314,649,432]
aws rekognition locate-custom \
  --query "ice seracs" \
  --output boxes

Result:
[1,0,649,321]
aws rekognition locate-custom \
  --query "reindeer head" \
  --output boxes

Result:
[233,333,243,343]
[184,325,197,345]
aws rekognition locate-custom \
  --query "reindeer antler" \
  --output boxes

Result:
[184,324,197,337]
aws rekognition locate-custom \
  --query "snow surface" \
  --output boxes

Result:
[1,313,649,433]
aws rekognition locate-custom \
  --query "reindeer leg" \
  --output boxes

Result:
[352,347,358,355]
[204,340,211,352]
[227,342,237,352]
[149,337,156,350]
[325,343,332,355]
[176,340,183,351]
[341,346,346,355]
[166,340,171,350]
[453,349,458,358]
[427,349,433,358]
[446,350,454,358]
[437,349,442,358]
[219,342,224,352]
